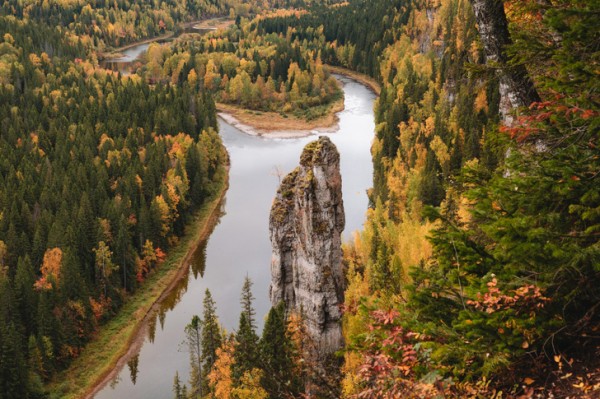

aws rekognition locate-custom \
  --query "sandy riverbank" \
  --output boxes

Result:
[216,68,380,139]
[216,97,345,139]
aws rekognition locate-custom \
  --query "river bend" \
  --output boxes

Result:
[95,75,375,398]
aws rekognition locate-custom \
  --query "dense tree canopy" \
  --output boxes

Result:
[1,0,598,397]
[0,7,226,396]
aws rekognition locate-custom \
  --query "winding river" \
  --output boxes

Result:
[94,65,376,397]
[99,26,214,75]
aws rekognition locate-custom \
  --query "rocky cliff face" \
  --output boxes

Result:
[269,136,345,357]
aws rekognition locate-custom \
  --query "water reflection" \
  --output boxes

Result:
[95,76,375,399]
[127,355,139,386]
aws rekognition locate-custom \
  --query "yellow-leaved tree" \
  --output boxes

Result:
[34,248,63,290]
[208,338,234,399]
[232,369,268,399]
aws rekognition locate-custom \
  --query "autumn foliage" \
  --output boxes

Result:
[34,248,63,291]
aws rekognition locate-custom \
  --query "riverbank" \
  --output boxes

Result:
[216,97,345,138]
[215,68,380,139]
[99,31,174,59]
[99,16,233,59]
[325,65,381,95]
[46,161,229,399]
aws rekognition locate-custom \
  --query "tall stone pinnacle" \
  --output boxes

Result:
[269,136,345,356]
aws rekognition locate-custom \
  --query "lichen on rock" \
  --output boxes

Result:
[269,136,345,357]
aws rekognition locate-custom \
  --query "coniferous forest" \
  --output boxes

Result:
[0,0,598,398]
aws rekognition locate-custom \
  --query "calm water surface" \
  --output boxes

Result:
[95,76,375,398]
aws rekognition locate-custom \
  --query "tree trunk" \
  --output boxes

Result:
[469,0,540,124]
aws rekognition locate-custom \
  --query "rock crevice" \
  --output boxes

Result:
[269,136,345,356]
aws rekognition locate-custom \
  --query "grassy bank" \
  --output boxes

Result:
[46,162,229,399]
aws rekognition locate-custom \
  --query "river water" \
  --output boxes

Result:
[95,76,375,398]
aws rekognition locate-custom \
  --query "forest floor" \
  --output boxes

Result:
[46,161,229,399]
[216,97,345,138]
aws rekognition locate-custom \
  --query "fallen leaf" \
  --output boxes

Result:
[524,377,535,385]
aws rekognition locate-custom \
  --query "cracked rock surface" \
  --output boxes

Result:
[269,136,345,356]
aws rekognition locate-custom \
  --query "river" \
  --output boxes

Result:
[94,73,376,399]
[98,26,215,76]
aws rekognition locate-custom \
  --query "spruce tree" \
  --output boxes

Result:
[233,276,259,382]
[14,256,37,335]
[239,275,256,330]
[259,302,301,398]
[201,289,222,395]
[233,312,259,383]
[172,371,183,399]
[185,315,203,398]
[0,271,28,399]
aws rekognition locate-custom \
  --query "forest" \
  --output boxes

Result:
[0,0,318,49]
[0,0,598,398]
[0,7,227,399]
[139,12,342,120]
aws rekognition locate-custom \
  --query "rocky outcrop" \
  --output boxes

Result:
[269,136,345,357]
